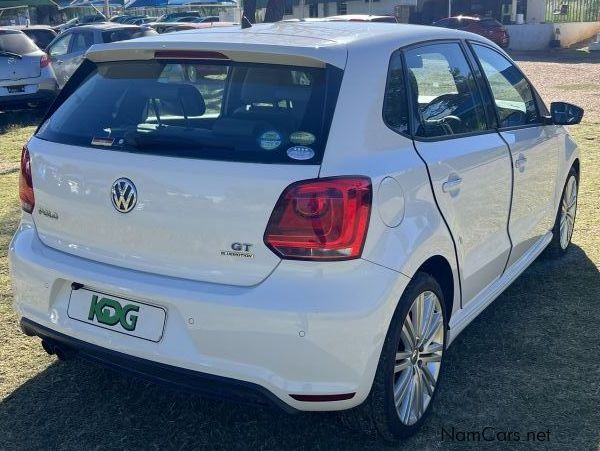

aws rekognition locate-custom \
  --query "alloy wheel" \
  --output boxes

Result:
[393,291,444,426]
[560,175,577,250]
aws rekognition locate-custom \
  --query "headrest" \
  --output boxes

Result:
[138,82,206,117]
[241,68,294,104]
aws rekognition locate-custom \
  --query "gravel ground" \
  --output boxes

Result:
[512,49,600,122]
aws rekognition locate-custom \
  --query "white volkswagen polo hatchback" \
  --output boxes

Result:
[9,22,583,440]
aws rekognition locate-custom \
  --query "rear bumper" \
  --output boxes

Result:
[20,317,297,413]
[0,77,58,108]
[9,219,410,411]
[0,89,57,108]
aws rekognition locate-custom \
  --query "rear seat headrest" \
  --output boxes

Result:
[241,68,294,104]
[137,82,206,117]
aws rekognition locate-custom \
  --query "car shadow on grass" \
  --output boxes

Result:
[0,109,47,133]
[0,245,598,451]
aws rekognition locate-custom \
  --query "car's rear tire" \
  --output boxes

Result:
[344,272,447,441]
[545,168,578,258]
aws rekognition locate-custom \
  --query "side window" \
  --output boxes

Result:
[48,34,72,57]
[383,50,409,135]
[405,43,488,139]
[472,44,539,128]
[70,32,94,53]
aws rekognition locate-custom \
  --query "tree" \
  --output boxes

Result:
[241,0,286,27]
[242,0,257,28]
[264,0,285,22]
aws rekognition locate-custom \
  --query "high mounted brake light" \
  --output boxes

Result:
[19,146,34,214]
[264,177,372,261]
[154,50,229,60]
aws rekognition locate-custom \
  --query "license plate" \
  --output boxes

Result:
[7,85,25,93]
[68,288,166,342]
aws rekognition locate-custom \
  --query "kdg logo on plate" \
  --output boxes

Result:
[88,295,139,331]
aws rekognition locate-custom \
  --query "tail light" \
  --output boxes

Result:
[264,177,372,261]
[19,146,35,213]
[40,54,50,68]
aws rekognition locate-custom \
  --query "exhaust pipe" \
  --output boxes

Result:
[54,345,72,361]
[41,339,55,355]
[41,339,74,361]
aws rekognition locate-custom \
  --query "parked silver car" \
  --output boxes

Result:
[0,29,58,110]
[46,23,157,88]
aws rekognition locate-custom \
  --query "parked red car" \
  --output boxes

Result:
[433,15,509,48]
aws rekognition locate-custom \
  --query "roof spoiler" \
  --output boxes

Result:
[85,41,345,68]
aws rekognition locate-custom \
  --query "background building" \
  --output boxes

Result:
[280,0,600,48]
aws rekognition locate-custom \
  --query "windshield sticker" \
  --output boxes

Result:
[287,146,315,161]
[289,131,316,146]
[258,131,283,151]
[91,137,115,147]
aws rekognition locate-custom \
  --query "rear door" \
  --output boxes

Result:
[406,42,513,304]
[47,32,73,87]
[63,30,94,81]
[30,57,339,286]
[470,43,559,267]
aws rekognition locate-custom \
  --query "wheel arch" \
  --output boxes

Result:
[414,255,456,324]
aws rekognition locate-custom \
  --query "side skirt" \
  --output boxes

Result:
[447,231,552,345]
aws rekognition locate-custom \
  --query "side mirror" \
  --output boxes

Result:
[550,102,584,125]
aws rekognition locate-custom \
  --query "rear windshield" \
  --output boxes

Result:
[37,60,340,164]
[0,30,38,55]
[102,28,156,43]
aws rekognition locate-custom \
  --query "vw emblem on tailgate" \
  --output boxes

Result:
[111,178,137,213]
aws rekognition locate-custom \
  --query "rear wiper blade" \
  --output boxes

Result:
[0,51,22,59]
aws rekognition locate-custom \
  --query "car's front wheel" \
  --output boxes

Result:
[349,272,447,441]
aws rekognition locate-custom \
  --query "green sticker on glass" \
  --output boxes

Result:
[258,131,283,151]
[290,131,316,146]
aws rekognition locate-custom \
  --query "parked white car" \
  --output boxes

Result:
[9,22,583,440]
[0,29,58,110]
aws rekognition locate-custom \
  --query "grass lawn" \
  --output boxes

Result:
[0,68,599,450]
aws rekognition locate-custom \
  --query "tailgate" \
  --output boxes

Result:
[0,54,41,81]
[29,48,341,285]
[29,137,319,286]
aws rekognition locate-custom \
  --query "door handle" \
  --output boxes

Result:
[515,154,527,170]
[56,60,63,65]
[442,176,462,193]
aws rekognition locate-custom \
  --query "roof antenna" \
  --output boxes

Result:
[241,15,253,29]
